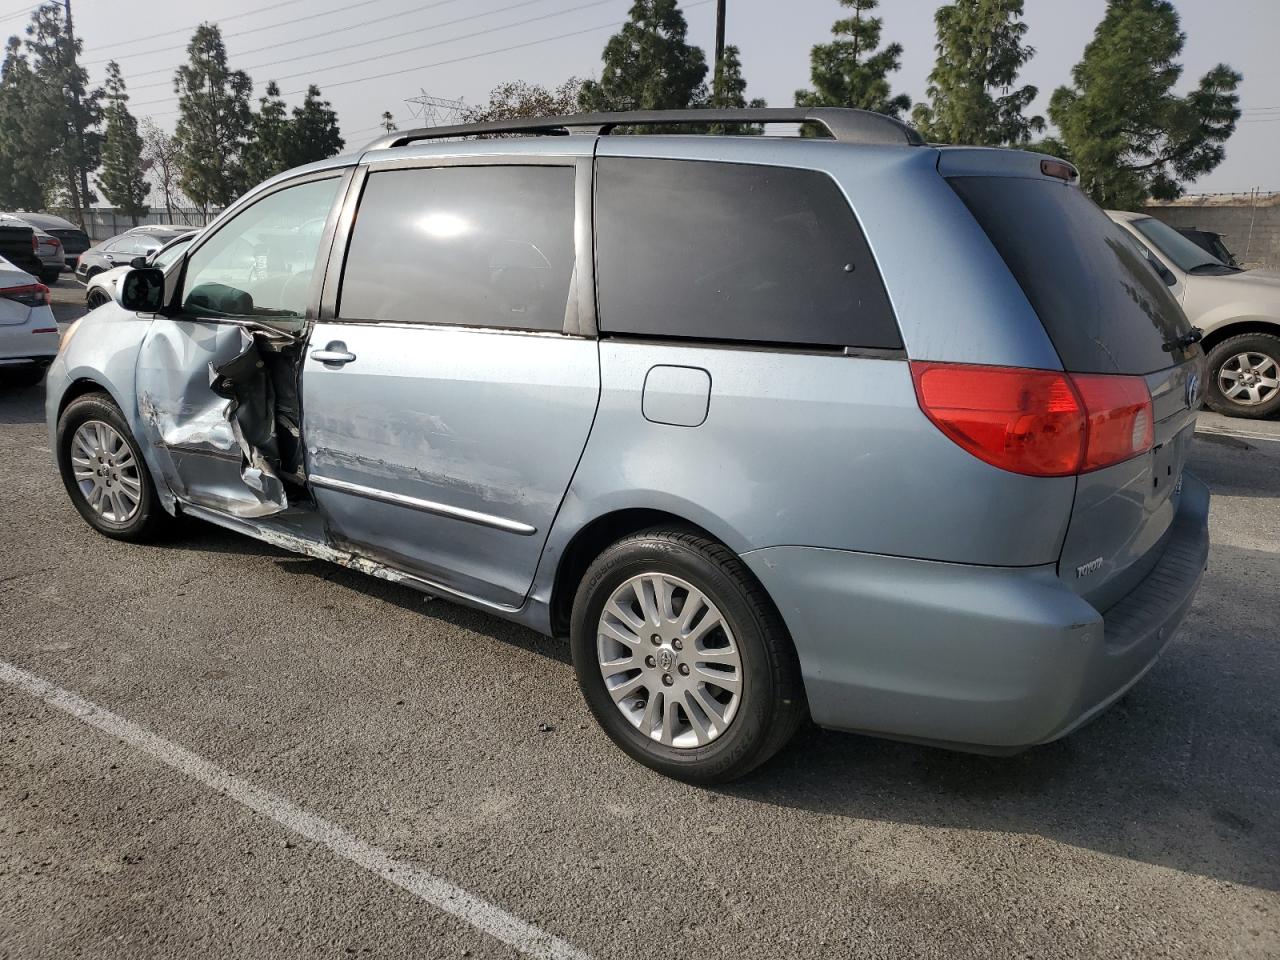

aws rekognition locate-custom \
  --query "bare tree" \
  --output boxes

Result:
[141,119,185,224]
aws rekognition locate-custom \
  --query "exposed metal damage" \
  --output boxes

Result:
[137,320,308,519]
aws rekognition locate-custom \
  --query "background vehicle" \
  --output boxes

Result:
[3,211,89,271]
[1176,226,1240,268]
[0,255,57,387]
[84,231,195,310]
[1111,210,1280,418]
[47,109,1209,783]
[75,225,193,282]
[0,216,44,279]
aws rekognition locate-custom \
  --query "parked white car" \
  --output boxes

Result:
[0,255,58,387]
[84,231,196,311]
[1110,210,1280,418]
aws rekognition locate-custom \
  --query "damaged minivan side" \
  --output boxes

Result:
[48,109,1210,784]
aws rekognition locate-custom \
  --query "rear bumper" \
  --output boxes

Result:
[742,473,1210,751]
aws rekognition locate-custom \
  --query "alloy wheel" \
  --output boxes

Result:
[596,572,743,748]
[70,420,142,522]
[1218,351,1280,407]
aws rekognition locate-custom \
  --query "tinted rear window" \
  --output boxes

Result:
[948,176,1193,375]
[595,158,901,350]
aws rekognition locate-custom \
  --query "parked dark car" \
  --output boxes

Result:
[5,212,90,270]
[75,226,194,281]
[1175,227,1240,268]
[0,215,43,277]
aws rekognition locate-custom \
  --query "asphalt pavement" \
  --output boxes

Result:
[1,279,1277,959]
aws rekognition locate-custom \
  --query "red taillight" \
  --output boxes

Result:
[1,282,50,307]
[910,361,1154,477]
[31,233,38,253]
[1073,373,1154,472]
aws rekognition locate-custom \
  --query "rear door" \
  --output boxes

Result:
[300,157,599,610]
[948,174,1203,609]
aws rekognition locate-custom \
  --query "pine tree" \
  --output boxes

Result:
[911,0,1041,146]
[578,0,707,112]
[708,46,765,134]
[0,36,44,209]
[241,81,291,186]
[24,3,102,226]
[380,110,396,133]
[794,0,909,119]
[1048,0,1241,208]
[174,23,252,216]
[286,85,343,168]
[96,61,149,225]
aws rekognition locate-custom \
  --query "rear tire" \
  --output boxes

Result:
[1204,333,1280,419]
[570,527,806,784]
[41,270,60,286]
[56,392,172,542]
[85,288,111,310]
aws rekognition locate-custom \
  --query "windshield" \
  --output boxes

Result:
[152,236,193,270]
[1132,217,1226,272]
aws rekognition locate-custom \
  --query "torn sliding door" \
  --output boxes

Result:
[136,319,305,518]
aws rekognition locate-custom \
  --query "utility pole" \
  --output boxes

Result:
[714,0,726,81]
[63,0,91,230]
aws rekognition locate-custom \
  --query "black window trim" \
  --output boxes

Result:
[321,155,595,338]
[590,155,904,353]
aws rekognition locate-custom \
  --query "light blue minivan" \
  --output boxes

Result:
[48,109,1209,782]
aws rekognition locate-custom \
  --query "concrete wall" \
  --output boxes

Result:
[1144,193,1280,271]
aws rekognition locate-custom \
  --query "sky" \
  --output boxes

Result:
[5,0,1277,194]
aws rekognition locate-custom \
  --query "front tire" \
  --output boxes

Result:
[570,528,805,784]
[85,288,111,310]
[1204,333,1280,419]
[56,392,171,541]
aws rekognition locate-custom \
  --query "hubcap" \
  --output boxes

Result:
[596,572,742,749]
[70,420,141,523]
[1219,351,1279,406]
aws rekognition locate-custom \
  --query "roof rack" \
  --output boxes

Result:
[362,108,925,151]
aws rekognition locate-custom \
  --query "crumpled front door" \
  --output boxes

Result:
[135,318,304,518]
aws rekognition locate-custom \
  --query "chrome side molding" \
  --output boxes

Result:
[308,474,537,536]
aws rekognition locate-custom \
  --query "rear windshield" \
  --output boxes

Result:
[948,176,1194,375]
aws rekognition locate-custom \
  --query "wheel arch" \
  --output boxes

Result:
[56,376,121,421]
[549,508,728,638]
[1199,317,1280,354]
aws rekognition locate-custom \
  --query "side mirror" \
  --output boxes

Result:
[129,255,148,269]
[119,267,166,313]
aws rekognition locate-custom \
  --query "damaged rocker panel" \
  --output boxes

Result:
[308,474,538,536]
[178,502,524,614]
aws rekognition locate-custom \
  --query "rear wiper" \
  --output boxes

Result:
[1163,327,1204,352]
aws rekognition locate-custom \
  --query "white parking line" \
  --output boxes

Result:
[0,659,593,960]
[1196,427,1280,444]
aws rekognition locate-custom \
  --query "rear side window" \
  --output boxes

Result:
[948,176,1194,375]
[340,165,576,333]
[594,158,901,350]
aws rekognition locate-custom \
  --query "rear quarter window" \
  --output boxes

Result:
[594,158,901,350]
[948,176,1194,375]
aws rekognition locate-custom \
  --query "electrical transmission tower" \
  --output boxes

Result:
[404,90,466,126]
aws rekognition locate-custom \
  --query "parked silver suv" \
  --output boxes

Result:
[46,110,1210,782]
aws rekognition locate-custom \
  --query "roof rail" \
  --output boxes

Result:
[361,108,925,151]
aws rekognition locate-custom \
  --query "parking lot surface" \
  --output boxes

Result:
[1,282,1277,959]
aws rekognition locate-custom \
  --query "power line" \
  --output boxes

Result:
[82,0,395,66]
[128,0,556,93]
[124,0,474,82]
[130,0,626,109]
[80,0,311,53]
[142,3,712,120]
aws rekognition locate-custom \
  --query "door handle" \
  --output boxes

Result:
[311,341,356,366]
